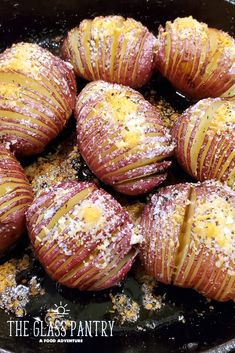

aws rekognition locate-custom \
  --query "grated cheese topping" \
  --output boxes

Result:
[91,16,143,40]
[172,16,208,42]
[192,193,235,273]
[29,181,137,271]
[95,88,145,149]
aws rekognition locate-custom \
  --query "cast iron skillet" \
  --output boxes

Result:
[0,1,235,353]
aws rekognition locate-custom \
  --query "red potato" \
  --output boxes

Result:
[61,16,157,88]
[156,16,235,100]
[140,183,191,284]
[0,144,33,253]
[172,98,235,188]
[75,80,175,196]
[139,180,235,301]
[26,180,138,291]
[0,42,76,157]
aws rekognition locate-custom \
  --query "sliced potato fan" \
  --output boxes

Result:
[156,16,235,99]
[172,98,235,188]
[61,16,157,88]
[26,180,138,291]
[0,42,76,157]
[139,180,235,301]
[75,80,175,196]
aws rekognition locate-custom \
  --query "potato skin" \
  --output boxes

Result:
[26,180,138,291]
[0,144,33,253]
[156,16,235,99]
[0,42,76,157]
[139,180,235,301]
[140,183,191,284]
[172,98,235,188]
[61,16,157,88]
[75,80,174,196]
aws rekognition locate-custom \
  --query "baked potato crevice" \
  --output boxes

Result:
[171,185,195,283]
[139,181,235,301]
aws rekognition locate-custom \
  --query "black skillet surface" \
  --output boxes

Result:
[0,1,235,352]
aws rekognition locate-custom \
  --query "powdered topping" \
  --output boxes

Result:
[29,182,136,273]
[80,203,102,226]
[209,101,235,133]
[152,186,189,232]
[192,194,235,274]
[216,29,235,64]
[94,88,146,149]
[90,16,143,45]
[25,141,80,196]
[140,180,235,301]
[170,16,208,42]
[49,195,107,243]
[142,285,164,311]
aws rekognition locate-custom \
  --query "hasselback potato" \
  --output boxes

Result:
[0,145,33,253]
[61,16,157,88]
[172,97,235,188]
[0,42,76,157]
[140,181,235,301]
[156,16,235,99]
[26,180,138,291]
[75,80,175,196]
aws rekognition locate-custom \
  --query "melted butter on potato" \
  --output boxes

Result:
[96,89,145,149]
[80,204,102,225]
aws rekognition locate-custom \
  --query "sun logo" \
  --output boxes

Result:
[51,302,70,318]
